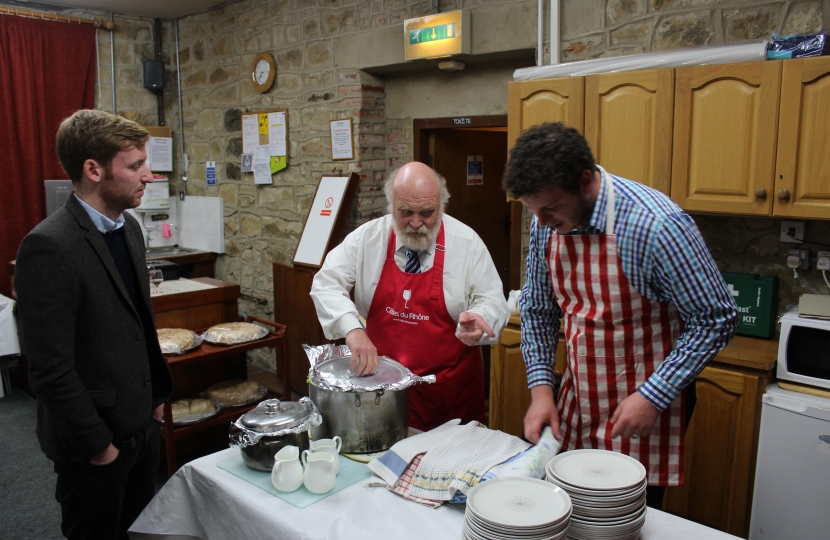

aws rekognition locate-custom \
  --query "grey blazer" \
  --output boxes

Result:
[15,194,173,464]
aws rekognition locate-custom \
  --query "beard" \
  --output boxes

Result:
[394,213,442,252]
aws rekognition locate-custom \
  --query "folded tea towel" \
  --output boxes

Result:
[447,426,561,503]
[367,419,463,486]
[387,453,443,509]
[408,423,531,501]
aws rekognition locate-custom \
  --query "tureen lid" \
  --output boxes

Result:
[303,344,436,392]
[239,398,315,433]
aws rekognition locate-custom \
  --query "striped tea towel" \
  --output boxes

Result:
[408,423,530,501]
[367,419,463,487]
[388,453,443,509]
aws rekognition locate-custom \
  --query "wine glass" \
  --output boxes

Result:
[149,268,164,295]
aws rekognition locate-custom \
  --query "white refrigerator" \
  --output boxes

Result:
[749,383,830,540]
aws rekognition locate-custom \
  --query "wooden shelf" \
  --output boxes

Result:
[160,316,288,477]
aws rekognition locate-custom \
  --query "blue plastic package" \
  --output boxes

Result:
[766,32,828,59]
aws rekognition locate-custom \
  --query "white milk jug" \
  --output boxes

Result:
[309,436,343,474]
[271,446,303,493]
[301,450,336,494]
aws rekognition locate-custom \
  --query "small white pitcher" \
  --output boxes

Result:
[301,450,336,494]
[271,446,303,493]
[309,436,343,474]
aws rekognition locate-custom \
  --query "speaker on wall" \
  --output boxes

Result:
[143,60,164,90]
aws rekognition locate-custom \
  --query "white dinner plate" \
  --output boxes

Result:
[547,449,646,490]
[466,477,572,528]
[465,512,569,538]
[546,473,646,498]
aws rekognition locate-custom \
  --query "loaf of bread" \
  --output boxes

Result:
[206,380,263,406]
[157,328,200,354]
[202,322,267,345]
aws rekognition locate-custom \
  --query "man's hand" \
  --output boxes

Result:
[456,312,496,346]
[152,403,164,422]
[90,443,119,466]
[345,328,379,376]
[524,385,562,443]
[609,392,661,439]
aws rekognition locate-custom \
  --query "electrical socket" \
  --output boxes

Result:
[780,220,805,243]
[787,249,810,270]
[818,251,830,271]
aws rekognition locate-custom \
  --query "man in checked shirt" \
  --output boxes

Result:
[502,122,738,509]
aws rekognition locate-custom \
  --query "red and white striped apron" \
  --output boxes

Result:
[549,179,685,486]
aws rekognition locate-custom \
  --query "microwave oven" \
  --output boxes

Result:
[777,306,830,390]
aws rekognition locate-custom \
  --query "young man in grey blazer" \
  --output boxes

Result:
[15,109,173,540]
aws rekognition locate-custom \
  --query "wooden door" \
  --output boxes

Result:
[507,77,585,154]
[663,364,769,538]
[774,56,830,218]
[585,69,674,195]
[671,61,782,215]
[431,128,511,296]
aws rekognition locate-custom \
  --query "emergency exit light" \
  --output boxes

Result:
[404,10,470,61]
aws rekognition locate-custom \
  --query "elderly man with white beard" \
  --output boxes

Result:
[310,161,509,430]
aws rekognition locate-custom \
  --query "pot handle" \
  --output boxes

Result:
[333,435,342,453]
[301,449,310,468]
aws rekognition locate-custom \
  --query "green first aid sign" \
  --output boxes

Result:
[409,23,456,44]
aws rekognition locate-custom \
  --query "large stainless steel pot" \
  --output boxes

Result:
[229,397,321,471]
[309,384,408,454]
[304,346,435,454]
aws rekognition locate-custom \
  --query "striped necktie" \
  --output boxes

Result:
[404,249,421,274]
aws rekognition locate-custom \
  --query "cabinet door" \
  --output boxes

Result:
[507,77,585,154]
[585,69,674,195]
[671,61,782,215]
[663,365,768,538]
[774,56,830,218]
[489,324,529,437]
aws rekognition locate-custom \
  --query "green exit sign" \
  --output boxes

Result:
[409,23,456,44]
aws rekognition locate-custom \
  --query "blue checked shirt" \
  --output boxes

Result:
[520,167,738,411]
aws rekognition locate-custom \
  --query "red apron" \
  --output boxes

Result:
[366,224,485,431]
[549,180,685,486]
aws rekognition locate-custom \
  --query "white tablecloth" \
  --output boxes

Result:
[0,293,21,398]
[129,448,742,540]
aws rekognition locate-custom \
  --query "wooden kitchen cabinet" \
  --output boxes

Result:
[585,69,674,195]
[489,315,565,437]
[773,56,830,219]
[663,336,777,539]
[507,77,584,154]
[671,61,782,216]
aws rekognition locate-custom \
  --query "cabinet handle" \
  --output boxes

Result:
[777,188,790,201]
[754,187,766,199]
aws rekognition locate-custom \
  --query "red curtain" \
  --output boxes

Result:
[0,16,97,297]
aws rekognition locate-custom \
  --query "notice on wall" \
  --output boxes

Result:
[206,161,216,186]
[241,114,259,155]
[467,155,483,185]
[147,136,173,172]
[268,111,287,157]
[329,118,354,160]
[253,146,272,185]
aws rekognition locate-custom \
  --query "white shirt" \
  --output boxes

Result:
[310,214,509,345]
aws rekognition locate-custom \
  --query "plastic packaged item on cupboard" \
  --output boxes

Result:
[201,321,268,345]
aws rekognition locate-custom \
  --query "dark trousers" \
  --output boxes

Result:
[54,419,162,540]
[645,381,697,510]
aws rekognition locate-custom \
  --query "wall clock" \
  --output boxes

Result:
[251,52,276,93]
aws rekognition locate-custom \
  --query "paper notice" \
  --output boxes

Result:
[268,111,287,157]
[242,114,259,155]
[330,119,353,160]
[253,145,272,185]
[147,137,173,172]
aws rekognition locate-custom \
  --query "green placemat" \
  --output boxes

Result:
[216,454,372,509]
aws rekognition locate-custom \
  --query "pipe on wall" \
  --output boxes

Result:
[550,0,559,64]
[537,0,543,66]
[109,12,115,113]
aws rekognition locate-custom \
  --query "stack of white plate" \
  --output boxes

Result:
[545,450,647,540]
[462,477,572,540]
